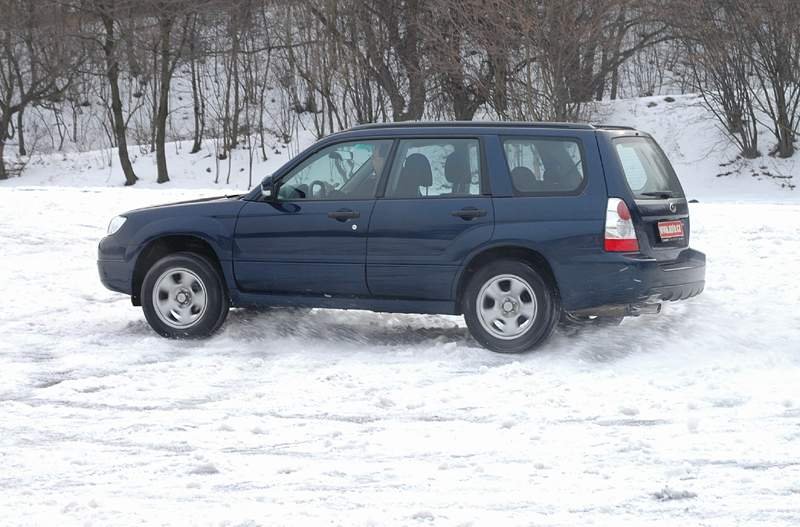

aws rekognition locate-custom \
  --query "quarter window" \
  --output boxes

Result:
[503,138,585,194]
[277,140,392,200]
[384,138,481,198]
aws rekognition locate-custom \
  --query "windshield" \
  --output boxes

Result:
[614,136,684,199]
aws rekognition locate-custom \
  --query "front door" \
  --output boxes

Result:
[367,137,493,300]
[234,139,393,296]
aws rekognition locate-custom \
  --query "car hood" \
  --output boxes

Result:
[126,194,244,215]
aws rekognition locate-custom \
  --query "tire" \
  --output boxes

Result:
[141,252,229,338]
[462,259,560,353]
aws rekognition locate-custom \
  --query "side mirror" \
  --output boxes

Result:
[260,175,275,200]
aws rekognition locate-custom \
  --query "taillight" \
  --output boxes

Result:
[604,198,639,252]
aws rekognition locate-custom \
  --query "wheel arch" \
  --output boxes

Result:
[131,234,226,306]
[453,244,560,312]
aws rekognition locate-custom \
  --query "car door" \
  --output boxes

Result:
[367,137,494,300]
[234,139,393,296]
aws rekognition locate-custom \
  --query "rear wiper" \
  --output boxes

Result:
[640,191,674,198]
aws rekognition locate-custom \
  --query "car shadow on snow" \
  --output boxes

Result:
[221,307,474,348]
[114,299,713,365]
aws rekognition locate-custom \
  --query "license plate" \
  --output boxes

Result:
[658,220,684,240]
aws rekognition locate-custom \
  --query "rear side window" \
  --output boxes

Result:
[385,138,481,198]
[502,137,585,195]
[614,137,684,199]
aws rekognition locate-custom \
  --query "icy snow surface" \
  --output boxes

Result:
[1,186,799,526]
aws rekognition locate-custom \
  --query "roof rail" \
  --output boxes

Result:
[347,120,596,131]
[591,124,637,130]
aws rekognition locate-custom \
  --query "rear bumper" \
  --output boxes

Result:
[648,280,705,302]
[558,248,706,311]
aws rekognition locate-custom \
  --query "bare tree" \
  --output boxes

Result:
[308,0,427,122]
[670,0,760,158]
[0,0,79,180]
[93,0,140,185]
[743,0,800,158]
[422,0,513,120]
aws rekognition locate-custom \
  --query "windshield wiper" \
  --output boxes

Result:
[640,191,674,198]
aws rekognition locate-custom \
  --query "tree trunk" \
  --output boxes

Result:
[775,96,794,158]
[0,139,7,180]
[189,28,204,154]
[16,107,26,156]
[155,15,173,184]
[101,12,138,186]
[0,112,11,179]
[230,31,241,150]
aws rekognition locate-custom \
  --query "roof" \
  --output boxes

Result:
[346,121,636,132]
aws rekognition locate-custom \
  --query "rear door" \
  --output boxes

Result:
[367,137,493,300]
[611,135,689,260]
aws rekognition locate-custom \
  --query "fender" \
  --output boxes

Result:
[122,199,247,294]
[450,238,559,300]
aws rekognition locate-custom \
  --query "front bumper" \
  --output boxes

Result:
[97,259,133,295]
[98,235,134,295]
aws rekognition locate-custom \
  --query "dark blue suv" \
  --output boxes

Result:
[98,122,705,353]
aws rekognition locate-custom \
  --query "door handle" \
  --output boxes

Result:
[327,209,360,222]
[450,207,487,220]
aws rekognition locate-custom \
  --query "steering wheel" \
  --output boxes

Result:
[310,180,332,199]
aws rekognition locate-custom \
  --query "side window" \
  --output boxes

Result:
[503,137,585,194]
[385,138,481,198]
[277,140,392,200]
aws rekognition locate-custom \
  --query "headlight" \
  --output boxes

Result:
[107,215,127,235]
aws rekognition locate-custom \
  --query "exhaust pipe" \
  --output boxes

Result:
[627,303,661,316]
[569,302,662,318]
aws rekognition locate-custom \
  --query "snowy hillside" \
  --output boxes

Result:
[2,94,799,203]
[595,95,799,201]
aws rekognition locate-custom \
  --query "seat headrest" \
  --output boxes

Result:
[444,150,470,185]
[510,166,540,192]
[402,153,433,188]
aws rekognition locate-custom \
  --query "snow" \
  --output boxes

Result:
[4,94,799,204]
[2,95,800,524]
[1,136,309,191]
[1,186,799,526]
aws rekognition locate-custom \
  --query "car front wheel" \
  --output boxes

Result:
[141,252,229,338]
[462,259,560,353]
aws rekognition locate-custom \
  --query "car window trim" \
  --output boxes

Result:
[499,135,589,197]
[377,135,487,200]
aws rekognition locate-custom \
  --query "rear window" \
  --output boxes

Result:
[614,137,683,199]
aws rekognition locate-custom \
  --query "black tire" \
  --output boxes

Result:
[141,252,229,338]
[462,259,560,353]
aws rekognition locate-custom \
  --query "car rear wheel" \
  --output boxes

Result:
[141,252,228,338]
[462,259,560,353]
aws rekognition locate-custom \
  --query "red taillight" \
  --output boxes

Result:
[616,200,631,220]
[604,238,639,252]
[604,198,639,252]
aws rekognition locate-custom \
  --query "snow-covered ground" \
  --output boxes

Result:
[1,186,799,526]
